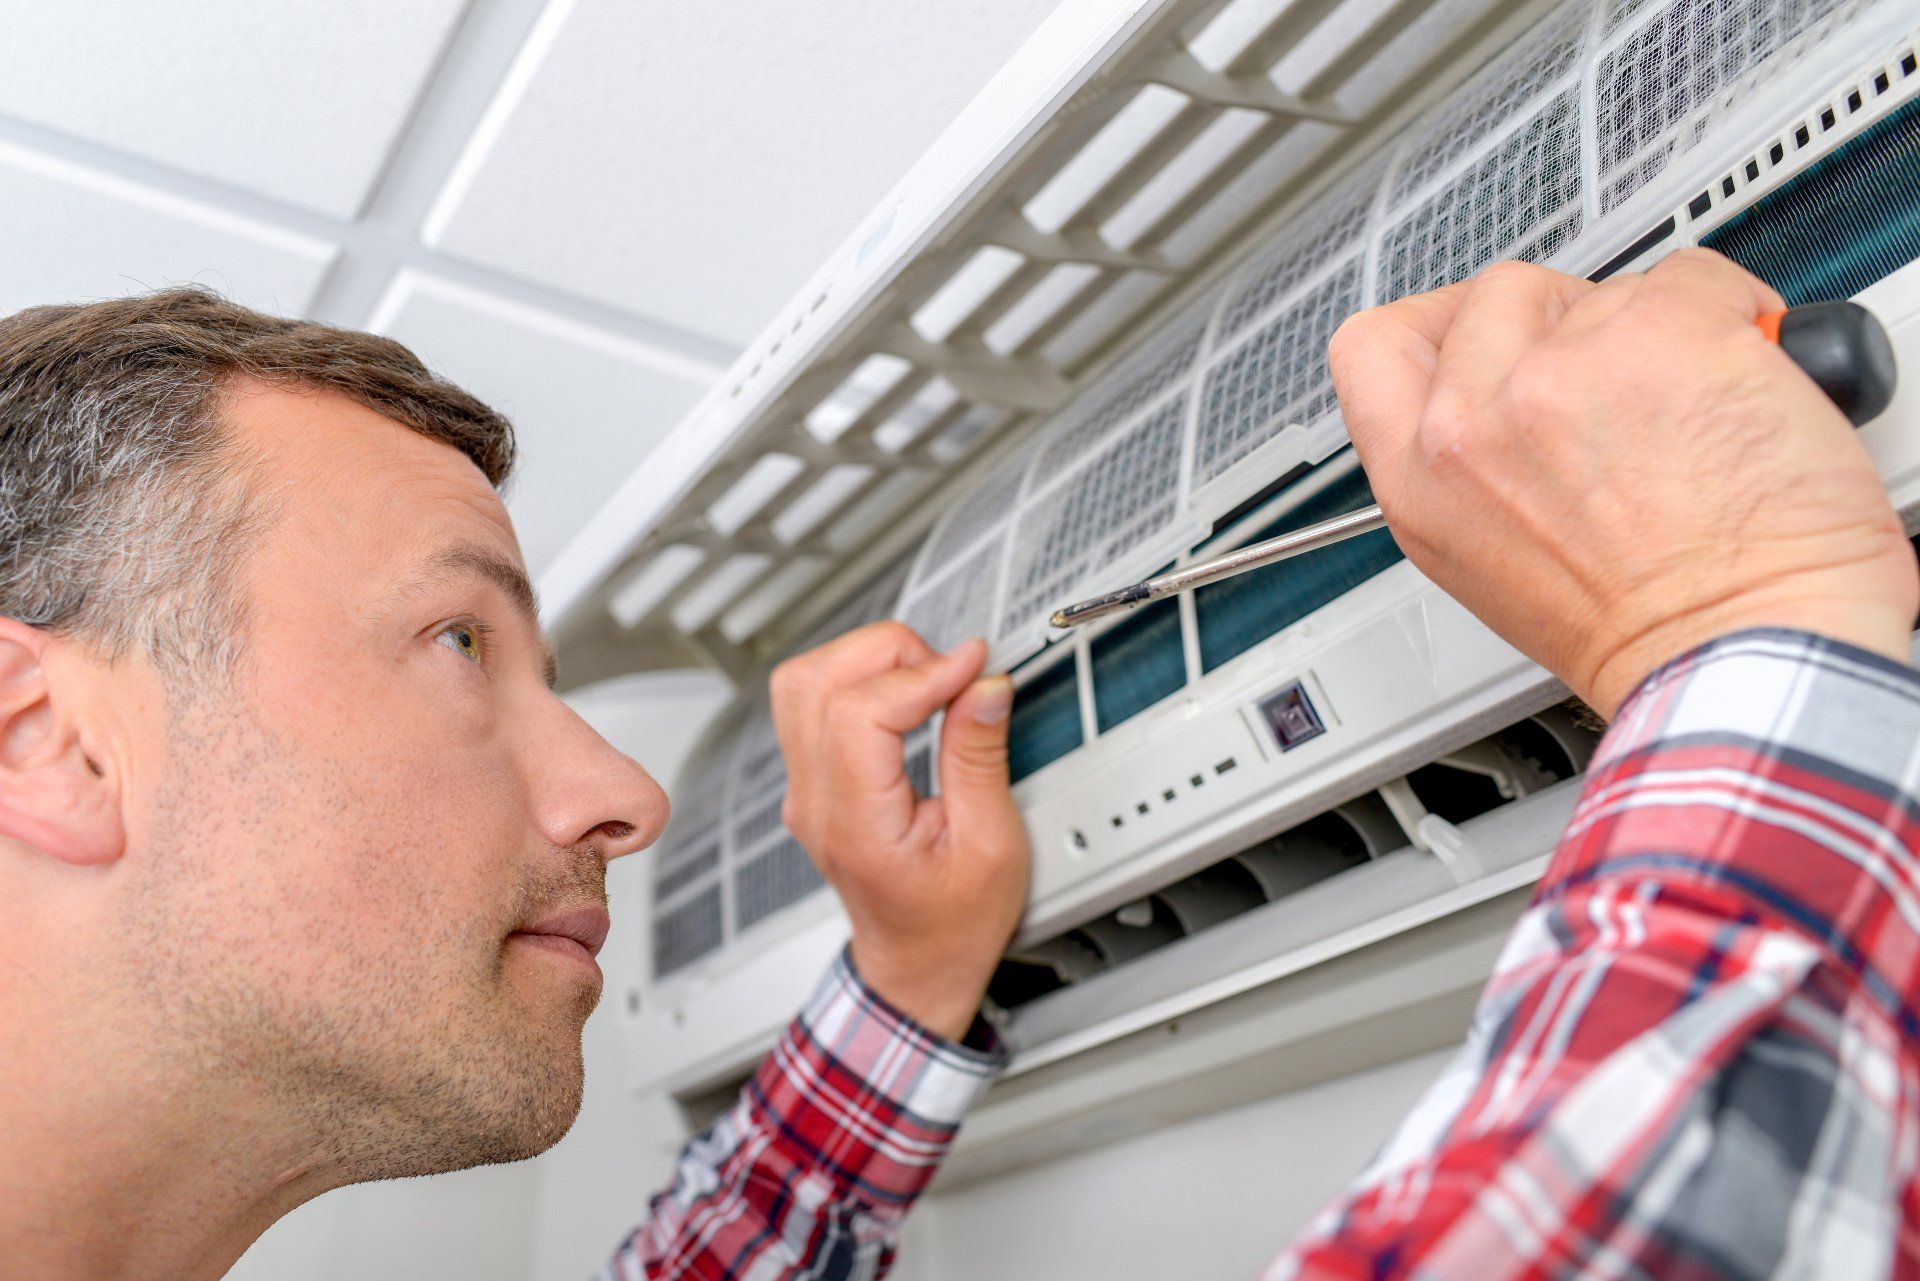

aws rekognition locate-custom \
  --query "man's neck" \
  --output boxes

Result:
[0,995,332,1280]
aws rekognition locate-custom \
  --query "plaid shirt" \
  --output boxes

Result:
[607,628,1920,1280]
[598,950,1001,1280]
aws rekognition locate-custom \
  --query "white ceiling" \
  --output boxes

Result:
[428,0,1073,346]
[0,0,1062,577]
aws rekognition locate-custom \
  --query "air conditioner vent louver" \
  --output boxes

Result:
[735,837,823,932]
[986,710,1598,1018]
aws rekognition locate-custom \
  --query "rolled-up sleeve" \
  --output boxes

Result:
[601,947,1003,1280]
[1267,628,1920,1280]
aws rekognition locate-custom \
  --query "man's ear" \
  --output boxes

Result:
[0,618,124,867]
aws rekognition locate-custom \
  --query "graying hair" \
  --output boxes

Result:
[0,286,516,676]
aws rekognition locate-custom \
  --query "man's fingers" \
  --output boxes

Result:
[773,620,939,800]
[1423,263,1593,444]
[938,674,1015,819]
[1641,247,1786,321]
[832,640,986,737]
[1329,282,1470,467]
[815,640,987,810]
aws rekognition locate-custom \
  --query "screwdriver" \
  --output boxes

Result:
[1051,300,1899,631]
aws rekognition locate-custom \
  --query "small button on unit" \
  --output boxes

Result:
[1259,679,1326,751]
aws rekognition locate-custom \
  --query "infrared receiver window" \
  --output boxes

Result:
[1258,679,1326,751]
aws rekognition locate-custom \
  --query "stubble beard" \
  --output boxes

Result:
[123,698,606,1192]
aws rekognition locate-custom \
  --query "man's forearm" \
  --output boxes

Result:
[1267,628,1920,1278]
[601,948,1002,1281]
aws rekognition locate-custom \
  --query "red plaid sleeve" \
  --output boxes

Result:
[1266,628,1920,1280]
[599,947,1003,1280]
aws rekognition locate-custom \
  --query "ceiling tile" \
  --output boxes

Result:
[373,272,718,576]
[0,0,469,217]
[0,143,335,318]
[429,0,1063,346]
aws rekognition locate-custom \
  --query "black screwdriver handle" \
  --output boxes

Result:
[1762,301,1899,426]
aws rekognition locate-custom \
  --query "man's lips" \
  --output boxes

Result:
[510,904,610,968]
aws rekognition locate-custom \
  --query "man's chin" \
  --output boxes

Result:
[406,1043,587,1174]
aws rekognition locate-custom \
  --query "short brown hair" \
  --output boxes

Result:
[0,286,516,675]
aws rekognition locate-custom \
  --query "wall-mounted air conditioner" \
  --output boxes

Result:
[544,0,1920,1181]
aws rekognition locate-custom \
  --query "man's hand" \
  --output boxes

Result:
[771,623,1028,1041]
[1330,249,1917,716]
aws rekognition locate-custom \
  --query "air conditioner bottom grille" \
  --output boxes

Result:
[987,706,1602,1017]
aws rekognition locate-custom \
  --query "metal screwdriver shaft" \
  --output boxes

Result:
[1050,502,1386,628]
[1049,300,1897,632]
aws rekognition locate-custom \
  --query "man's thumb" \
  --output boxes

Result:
[939,674,1015,807]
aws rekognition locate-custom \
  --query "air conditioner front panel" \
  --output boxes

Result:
[621,0,1920,1119]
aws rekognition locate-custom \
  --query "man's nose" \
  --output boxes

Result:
[526,697,670,863]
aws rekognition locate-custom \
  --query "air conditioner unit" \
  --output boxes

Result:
[544,0,1920,1184]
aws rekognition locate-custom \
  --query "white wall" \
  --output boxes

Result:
[227,1164,539,1281]
[899,1046,1458,1281]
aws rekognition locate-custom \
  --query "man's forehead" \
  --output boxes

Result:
[223,379,512,539]
[222,379,500,494]
[222,379,553,682]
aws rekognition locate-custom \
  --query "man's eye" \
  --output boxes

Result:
[436,622,484,664]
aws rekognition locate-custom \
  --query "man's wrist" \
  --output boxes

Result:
[1585,596,1912,718]
[847,938,994,1044]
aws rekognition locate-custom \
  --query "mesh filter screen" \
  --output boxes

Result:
[1603,0,1659,32]
[1378,89,1583,299]
[1000,399,1187,635]
[1196,260,1364,486]
[1216,163,1381,340]
[1388,0,1588,203]
[900,534,1004,654]
[731,706,785,798]
[1036,308,1206,477]
[733,789,787,854]
[653,884,724,977]
[1595,0,1859,212]
[917,446,1030,572]
[735,836,826,930]
[654,830,720,900]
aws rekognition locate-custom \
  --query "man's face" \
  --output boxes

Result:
[111,381,667,1177]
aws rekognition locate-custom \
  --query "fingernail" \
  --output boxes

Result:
[970,675,1013,724]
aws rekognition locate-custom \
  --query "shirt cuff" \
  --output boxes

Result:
[1562,626,1920,1017]
[795,946,1005,1129]
[739,950,1005,1210]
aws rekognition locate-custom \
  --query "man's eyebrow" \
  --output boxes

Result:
[398,544,560,689]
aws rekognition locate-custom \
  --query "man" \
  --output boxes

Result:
[0,247,1913,1279]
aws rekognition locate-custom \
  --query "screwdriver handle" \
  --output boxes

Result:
[1760,300,1898,426]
